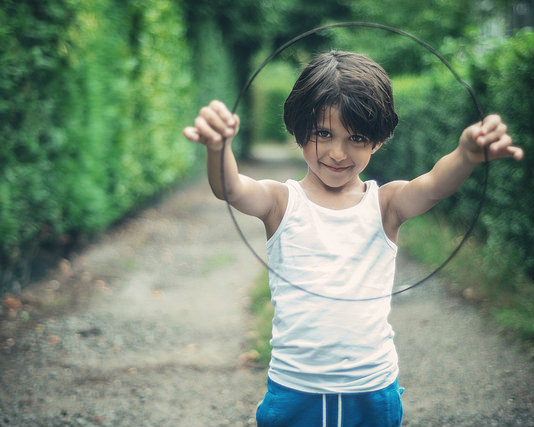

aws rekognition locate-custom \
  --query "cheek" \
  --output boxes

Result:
[351,144,375,157]
[302,142,319,162]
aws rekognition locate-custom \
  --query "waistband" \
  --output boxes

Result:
[266,376,403,427]
[267,375,401,396]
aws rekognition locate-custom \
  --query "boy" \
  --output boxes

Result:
[183,51,523,427]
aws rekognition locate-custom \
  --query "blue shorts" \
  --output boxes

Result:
[256,377,403,427]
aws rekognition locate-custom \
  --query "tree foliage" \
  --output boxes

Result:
[0,0,199,290]
[367,30,534,283]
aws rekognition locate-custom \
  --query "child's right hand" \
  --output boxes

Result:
[183,100,240,151]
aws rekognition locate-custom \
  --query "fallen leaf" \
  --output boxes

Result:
[95,280,107,289]
[20,290,40,305]
[238,349,260,364]
[91,415,104,424]
[48,335,61,346]
[3,294,22,310]
[59,259,72,278]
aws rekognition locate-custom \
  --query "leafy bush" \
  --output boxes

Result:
[386,30,534,342]
[0,0,200,292]
[370,30,533,281]
[1,1,75,286]
[252,60,298,142]
[249,269,274,366]
[468,29,534,280]
[184,10,242,153]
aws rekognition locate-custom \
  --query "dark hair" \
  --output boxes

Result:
[283,51,398,147]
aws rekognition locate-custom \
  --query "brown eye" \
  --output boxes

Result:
[316,129,331,139]
[349,134,368,144]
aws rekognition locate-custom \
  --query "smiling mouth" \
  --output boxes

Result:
[323,163,352,172]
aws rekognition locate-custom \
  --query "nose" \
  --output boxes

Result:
[329,140,348,163]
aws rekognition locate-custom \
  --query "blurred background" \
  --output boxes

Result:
[1,0,533,343]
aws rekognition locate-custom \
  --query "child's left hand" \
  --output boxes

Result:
[459,114,523,163]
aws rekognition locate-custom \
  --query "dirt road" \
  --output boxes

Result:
[1,145,532,427]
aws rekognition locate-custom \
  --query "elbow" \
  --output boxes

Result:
[214,192,226,201]
[210,183,234,202]
[210,174,246,203]
[210,185,227,201]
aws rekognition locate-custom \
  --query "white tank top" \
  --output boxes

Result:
[266,179,399,393]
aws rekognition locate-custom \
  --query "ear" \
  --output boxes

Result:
[371,142,383,154]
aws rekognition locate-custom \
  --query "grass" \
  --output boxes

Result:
[248,269,274,366]
[248,212,534,367]
[200,253,234,276]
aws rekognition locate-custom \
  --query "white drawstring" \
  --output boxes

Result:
[322,394,343,427]
[322,394,327,427]
[337,394,342,427]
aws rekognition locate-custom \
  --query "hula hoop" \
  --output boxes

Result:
[220,22,489,302]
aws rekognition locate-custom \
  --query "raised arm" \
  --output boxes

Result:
[381,115,524,240]
[183,100,286,226]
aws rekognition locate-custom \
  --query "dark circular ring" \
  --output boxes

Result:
[220,21,489,302]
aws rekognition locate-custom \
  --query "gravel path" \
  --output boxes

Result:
[1,144,532,427]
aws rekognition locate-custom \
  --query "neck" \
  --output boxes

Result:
[301,170,366,194]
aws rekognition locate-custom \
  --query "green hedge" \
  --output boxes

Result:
[54,0,198,229]
[1,1,74,286]
[469,29,534,282]
[367,30,533,341]
[252,60,298,142]
[368,30,533,287]
[184,9,242,153]
[0,0,208,292]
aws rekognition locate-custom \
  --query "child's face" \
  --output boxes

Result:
[302,106,382,189]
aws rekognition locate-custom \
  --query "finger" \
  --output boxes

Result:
[488,133,513,153]
[479,122,508,147]
[480,114,503,136]
[209,100,235,126]
[199,106,229,137]
[510,145,524,161]
[465,121,485,147]
[209,101,240,137]
[232,114,240,130]
[208,105,240,139]
[183,126,200,142]
[488,145,524,162]
[194,116,223,143]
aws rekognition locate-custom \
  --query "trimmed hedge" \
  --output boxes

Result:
[368,30,534,285]
[0,0,232,292]
[52,0,198,233]
[469,30,534,283]
[184,10,242,153]
[252,60,298,143]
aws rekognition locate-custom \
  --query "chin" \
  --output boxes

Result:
[320,175,353,189]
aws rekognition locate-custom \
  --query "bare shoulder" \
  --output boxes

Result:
[378,180,409,205]
[260,178,288,194]
[260,179,288,214]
